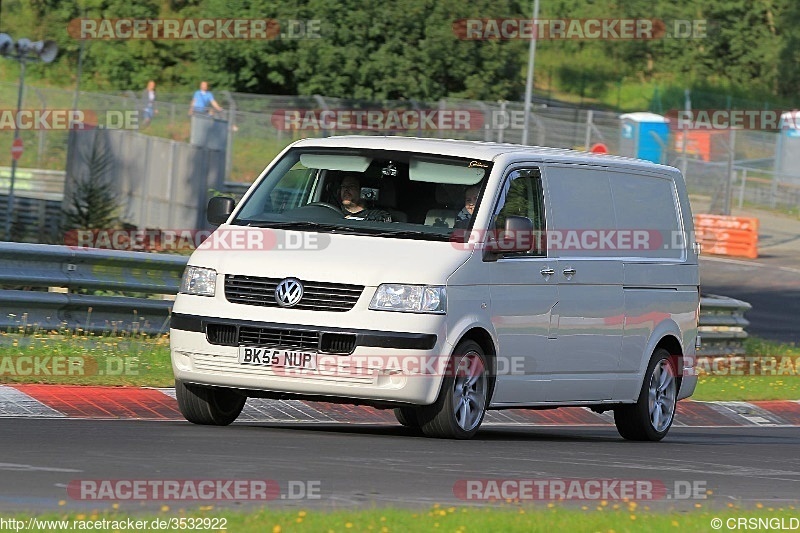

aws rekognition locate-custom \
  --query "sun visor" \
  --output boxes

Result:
[409,158,486,184]
[299,154,372,172]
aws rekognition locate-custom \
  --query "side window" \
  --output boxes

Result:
[546,166,615,257]
[492,168,545,257]
[610,172,681,259]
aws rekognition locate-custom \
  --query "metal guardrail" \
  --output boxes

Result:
[1,242,753,352]
[222,181,252,198]
[698,294,752,356]
[0,242,186,335]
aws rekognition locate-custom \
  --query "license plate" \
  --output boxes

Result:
[238,347,317,370]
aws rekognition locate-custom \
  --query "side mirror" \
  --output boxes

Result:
[207,196,235,225]
[483,215,534,261]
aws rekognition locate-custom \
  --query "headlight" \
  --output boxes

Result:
[369,284,446,314]
[180,266,217,296]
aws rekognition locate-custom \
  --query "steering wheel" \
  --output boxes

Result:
[304,201,344,215]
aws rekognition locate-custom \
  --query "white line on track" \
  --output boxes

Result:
[703,256,800,275]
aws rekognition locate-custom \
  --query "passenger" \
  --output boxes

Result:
[339,175,392,222]
[454,184,480,229]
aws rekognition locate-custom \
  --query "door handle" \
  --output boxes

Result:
[562,268,576,276]
[540,268,555,276]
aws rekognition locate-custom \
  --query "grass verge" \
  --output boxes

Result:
[0,504,797,532]
[692,338,800,401]
[0,329,173,387]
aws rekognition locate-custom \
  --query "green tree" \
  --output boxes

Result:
[63,130,121,231]
[777,0,800,98]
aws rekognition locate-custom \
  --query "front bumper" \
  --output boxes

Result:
[170,313,449,406]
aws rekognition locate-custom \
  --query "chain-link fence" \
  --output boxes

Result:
[2,81,799,220]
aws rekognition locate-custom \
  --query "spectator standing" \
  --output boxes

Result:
[189,81,223,116]
[141,80,157,128]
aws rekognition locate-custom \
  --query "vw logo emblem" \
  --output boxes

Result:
[275,278,304,307]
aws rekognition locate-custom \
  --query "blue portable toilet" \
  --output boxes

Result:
[776,111,800,181]
[619,112,670,164]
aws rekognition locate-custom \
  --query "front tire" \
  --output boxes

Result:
[394,407,422,428]
[614,348,678,441]
[175,379,246,426]
[418,340,489,439]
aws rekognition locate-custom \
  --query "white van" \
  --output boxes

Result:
[170,136,699,440]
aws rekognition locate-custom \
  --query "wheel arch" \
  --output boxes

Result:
[453,326,498,403]
[654,333,684,395]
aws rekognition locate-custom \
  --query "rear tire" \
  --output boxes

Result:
[614,348,677,441]
[175,379,246,426]
[418,340,489,439]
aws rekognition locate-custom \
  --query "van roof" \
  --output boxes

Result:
[291,135,679,174]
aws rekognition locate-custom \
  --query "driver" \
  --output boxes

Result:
[339,175,392,222]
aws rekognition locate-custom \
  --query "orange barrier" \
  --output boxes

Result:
[694,214,759,259]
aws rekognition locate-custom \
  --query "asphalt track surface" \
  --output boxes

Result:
[1,418,799,513]
[700,256,800,344]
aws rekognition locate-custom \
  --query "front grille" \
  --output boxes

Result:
[225,275,363,312]
[207,324,236,345]
[239,326,319,351]
[206,323,356,354]
[320,333,357,354]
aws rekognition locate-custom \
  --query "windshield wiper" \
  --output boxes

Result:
[369,229,451,241]
[234,220,368,234]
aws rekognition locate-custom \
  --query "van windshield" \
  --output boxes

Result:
[232,148,492,241]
